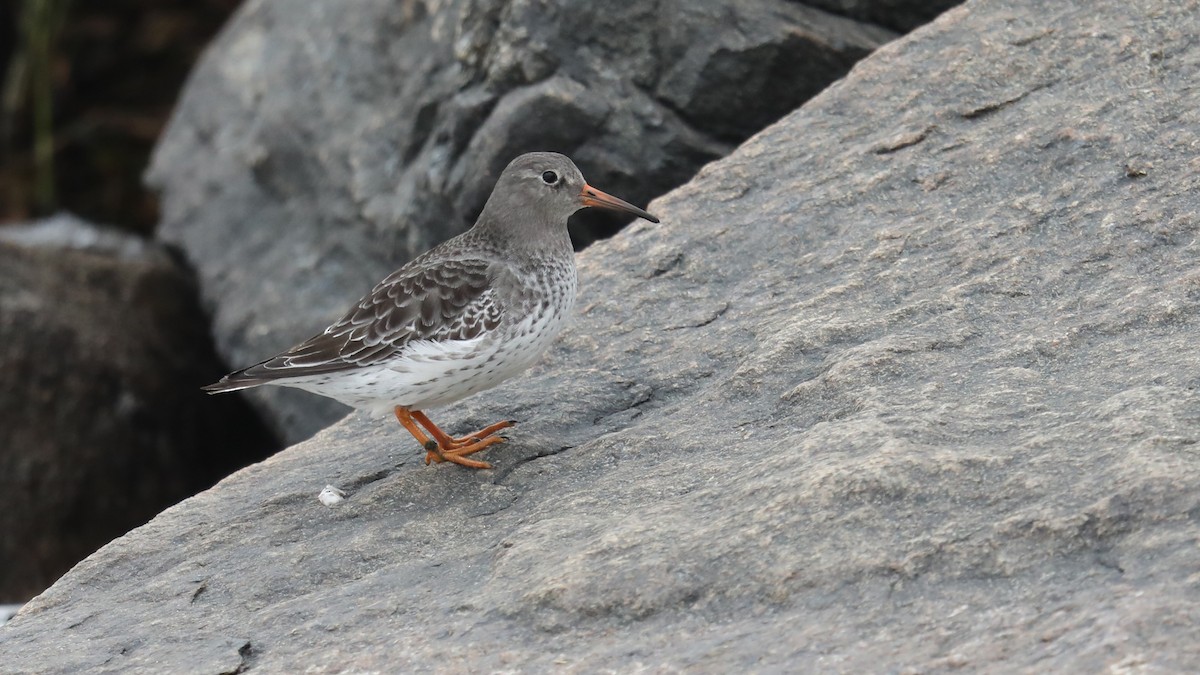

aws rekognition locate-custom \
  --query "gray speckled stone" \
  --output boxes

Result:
[5,0,1199,670]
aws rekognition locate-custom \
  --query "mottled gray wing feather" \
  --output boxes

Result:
[228,258,503,382]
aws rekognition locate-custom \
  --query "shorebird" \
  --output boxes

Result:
[205,152,659,469]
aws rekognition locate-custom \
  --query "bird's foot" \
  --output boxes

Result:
[397,408,512,470]
[443,419,517,449]
[424,435,505,469]
[421,417,515,467]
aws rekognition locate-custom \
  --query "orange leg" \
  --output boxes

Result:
[394,407,510,469]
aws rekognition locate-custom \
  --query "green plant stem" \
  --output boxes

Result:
[24,0,70,214]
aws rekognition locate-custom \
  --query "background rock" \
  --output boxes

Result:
[6,0,1199,670]
[804,0,962,31]
[0,214,276,602]
[148,0,898,443]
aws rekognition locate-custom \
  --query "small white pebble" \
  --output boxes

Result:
[318,485,347,507]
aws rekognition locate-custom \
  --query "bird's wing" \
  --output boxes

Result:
[225,258,504,383]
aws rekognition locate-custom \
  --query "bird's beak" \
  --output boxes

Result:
[580,184,660,223]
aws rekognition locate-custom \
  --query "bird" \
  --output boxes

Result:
[204,152,659,469]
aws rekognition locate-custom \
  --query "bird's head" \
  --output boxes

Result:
[485,152,660,230]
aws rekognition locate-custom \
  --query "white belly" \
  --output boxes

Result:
[279,299,573,415]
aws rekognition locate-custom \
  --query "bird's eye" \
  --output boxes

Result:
[541,170,559,185]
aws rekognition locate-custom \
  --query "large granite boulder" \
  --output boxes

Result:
[148,0,900,443]
[0,215,276,603]
[6,0,1199,670]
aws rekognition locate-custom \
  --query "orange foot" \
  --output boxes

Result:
[393,407,515,469]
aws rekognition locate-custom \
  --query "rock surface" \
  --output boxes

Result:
[148,0,898,443]
[6,0,1200,670]
[0,215,276,602]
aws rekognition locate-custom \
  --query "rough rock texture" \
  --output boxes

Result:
[148,0,897,443]
[0,215,276,603]
[6,0,1200,670]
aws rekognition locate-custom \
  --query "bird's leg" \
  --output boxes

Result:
[393,407,444,460]
[394,407,492,469]
[410,411,515,449]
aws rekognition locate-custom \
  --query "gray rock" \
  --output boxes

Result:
[0,605,18,626]
[148,0,896,443]
[0,217,276,602]
[7,0,1199,670]
[0,213,156,260]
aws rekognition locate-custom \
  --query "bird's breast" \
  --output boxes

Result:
[491,258,576,362]
[505,258,577,322]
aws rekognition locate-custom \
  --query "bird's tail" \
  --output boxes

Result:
[202,369,273,394]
